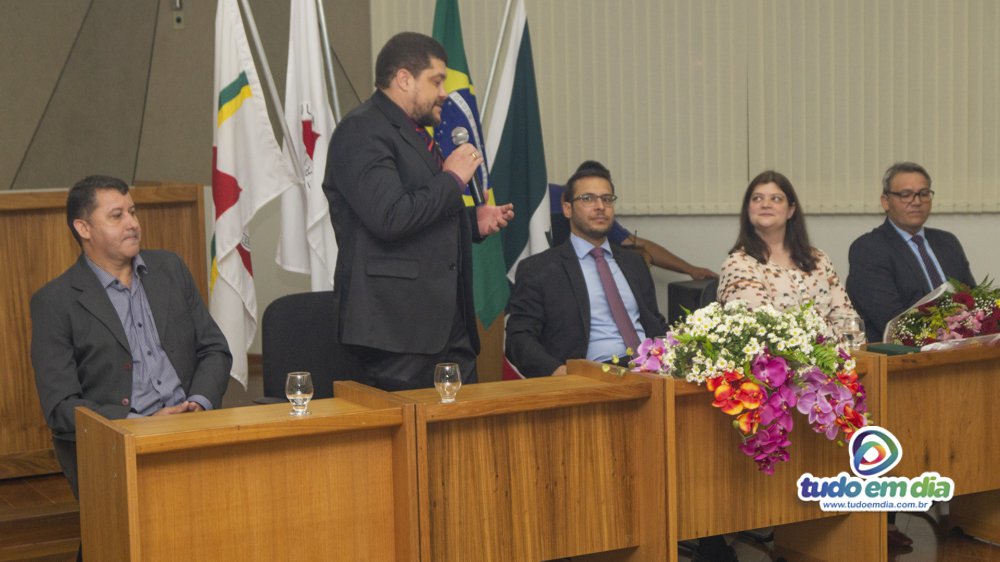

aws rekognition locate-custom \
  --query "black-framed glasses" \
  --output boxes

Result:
[570,193,617,206]
[885,189,934,203]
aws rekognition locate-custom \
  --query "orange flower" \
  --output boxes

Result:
[712,380,764,415]
[707,370,742,392]
[835,404,866,436]
[735,381,765,410]
[737,409,761,435]
[836,370,860,394]
[712,382,744,415]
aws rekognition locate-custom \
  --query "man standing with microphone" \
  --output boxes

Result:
[323,32,514,390]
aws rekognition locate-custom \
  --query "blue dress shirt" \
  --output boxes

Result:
[887,220,947,290]
[569,234,646,362]
[86,255,211,415]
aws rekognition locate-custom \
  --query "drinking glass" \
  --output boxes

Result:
[285,372,314,416]
[434,363,461,403]
[834,314,865,351]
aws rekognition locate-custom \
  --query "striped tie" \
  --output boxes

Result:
[911,235,944,289]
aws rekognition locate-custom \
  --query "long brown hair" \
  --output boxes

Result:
[729,170,816,272]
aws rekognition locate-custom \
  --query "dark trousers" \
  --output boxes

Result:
[351,307,478,391]
[53,437,79,500]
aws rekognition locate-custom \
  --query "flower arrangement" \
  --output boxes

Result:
[632,300,868,474]
[888,279,1000,346]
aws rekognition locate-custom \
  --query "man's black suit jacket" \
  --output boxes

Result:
[505,241,668,377]
[323,90,480,355]
[847,218,975,342]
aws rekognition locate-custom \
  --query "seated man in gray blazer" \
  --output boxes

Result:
[506,162,667,377]
[847,162,975,343]
[31,175,232,497]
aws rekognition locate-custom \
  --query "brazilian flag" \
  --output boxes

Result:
[432,0,509,329]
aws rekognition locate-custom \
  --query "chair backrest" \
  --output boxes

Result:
[261,291,367,399]
[666,278,719,326]
[699,278,719,308]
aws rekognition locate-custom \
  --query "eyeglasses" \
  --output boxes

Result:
[570,193,618,206]
[885,189,934,203]
[749,193,788,205]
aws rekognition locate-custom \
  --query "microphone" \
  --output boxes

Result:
[450,127,486,206]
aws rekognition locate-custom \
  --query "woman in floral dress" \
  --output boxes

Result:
[718,170,864,344]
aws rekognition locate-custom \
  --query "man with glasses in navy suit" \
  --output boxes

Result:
[847,161,976,345]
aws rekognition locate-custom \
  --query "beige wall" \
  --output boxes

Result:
[369,0,1000,294]
[2,0,372,354]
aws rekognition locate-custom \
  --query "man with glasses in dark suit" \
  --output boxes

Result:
[847,162,976,346]
[506,162,667,377]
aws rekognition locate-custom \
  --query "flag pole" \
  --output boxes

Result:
[237,0,306,183]
[482,0,513,118]
[314,0,343,124]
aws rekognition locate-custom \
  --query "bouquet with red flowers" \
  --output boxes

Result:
[887,279,1000,347]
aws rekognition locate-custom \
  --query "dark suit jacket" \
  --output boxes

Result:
[30,250,232,441]
[505,241,668,377]
[323,90,480,355]
[847,218,975,342]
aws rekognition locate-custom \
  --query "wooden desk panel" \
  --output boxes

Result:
[885,346,1000,493]
[134,430,398,560]
[884,345,1000,544]
[399,374,666,561]
[77,382,417,561]
[568,355,886,562]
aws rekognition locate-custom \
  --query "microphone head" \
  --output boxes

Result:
[451,126,469,146]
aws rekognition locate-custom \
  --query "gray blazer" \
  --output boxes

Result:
[31,250,231,441]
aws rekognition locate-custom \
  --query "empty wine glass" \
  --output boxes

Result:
[285,372,314,416]
[434,363,461,403]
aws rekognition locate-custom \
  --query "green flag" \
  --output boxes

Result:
[432,0,510,329]
[484,0,550,281]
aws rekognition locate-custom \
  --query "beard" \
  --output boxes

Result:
[414,112,439,127]
[570,214,612,241]
[413,100,442,127]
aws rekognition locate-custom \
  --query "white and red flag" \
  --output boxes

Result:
[276,0,338,290]
[211,0,298,387]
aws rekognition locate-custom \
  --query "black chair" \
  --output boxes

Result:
[666,278,719,326]
[260,291,367,401]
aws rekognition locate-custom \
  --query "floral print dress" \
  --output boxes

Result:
[718,248,864,343]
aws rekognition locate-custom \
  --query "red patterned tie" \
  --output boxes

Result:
[414,125,443,167]
[590,247,641,352]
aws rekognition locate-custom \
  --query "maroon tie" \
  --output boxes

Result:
[414,125,443,167]
[590,247,641,352]
[911,235,944,289]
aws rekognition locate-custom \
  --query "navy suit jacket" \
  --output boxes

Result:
[505,241,668,377]
[323,90,480,355]
[847,218,975,342]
